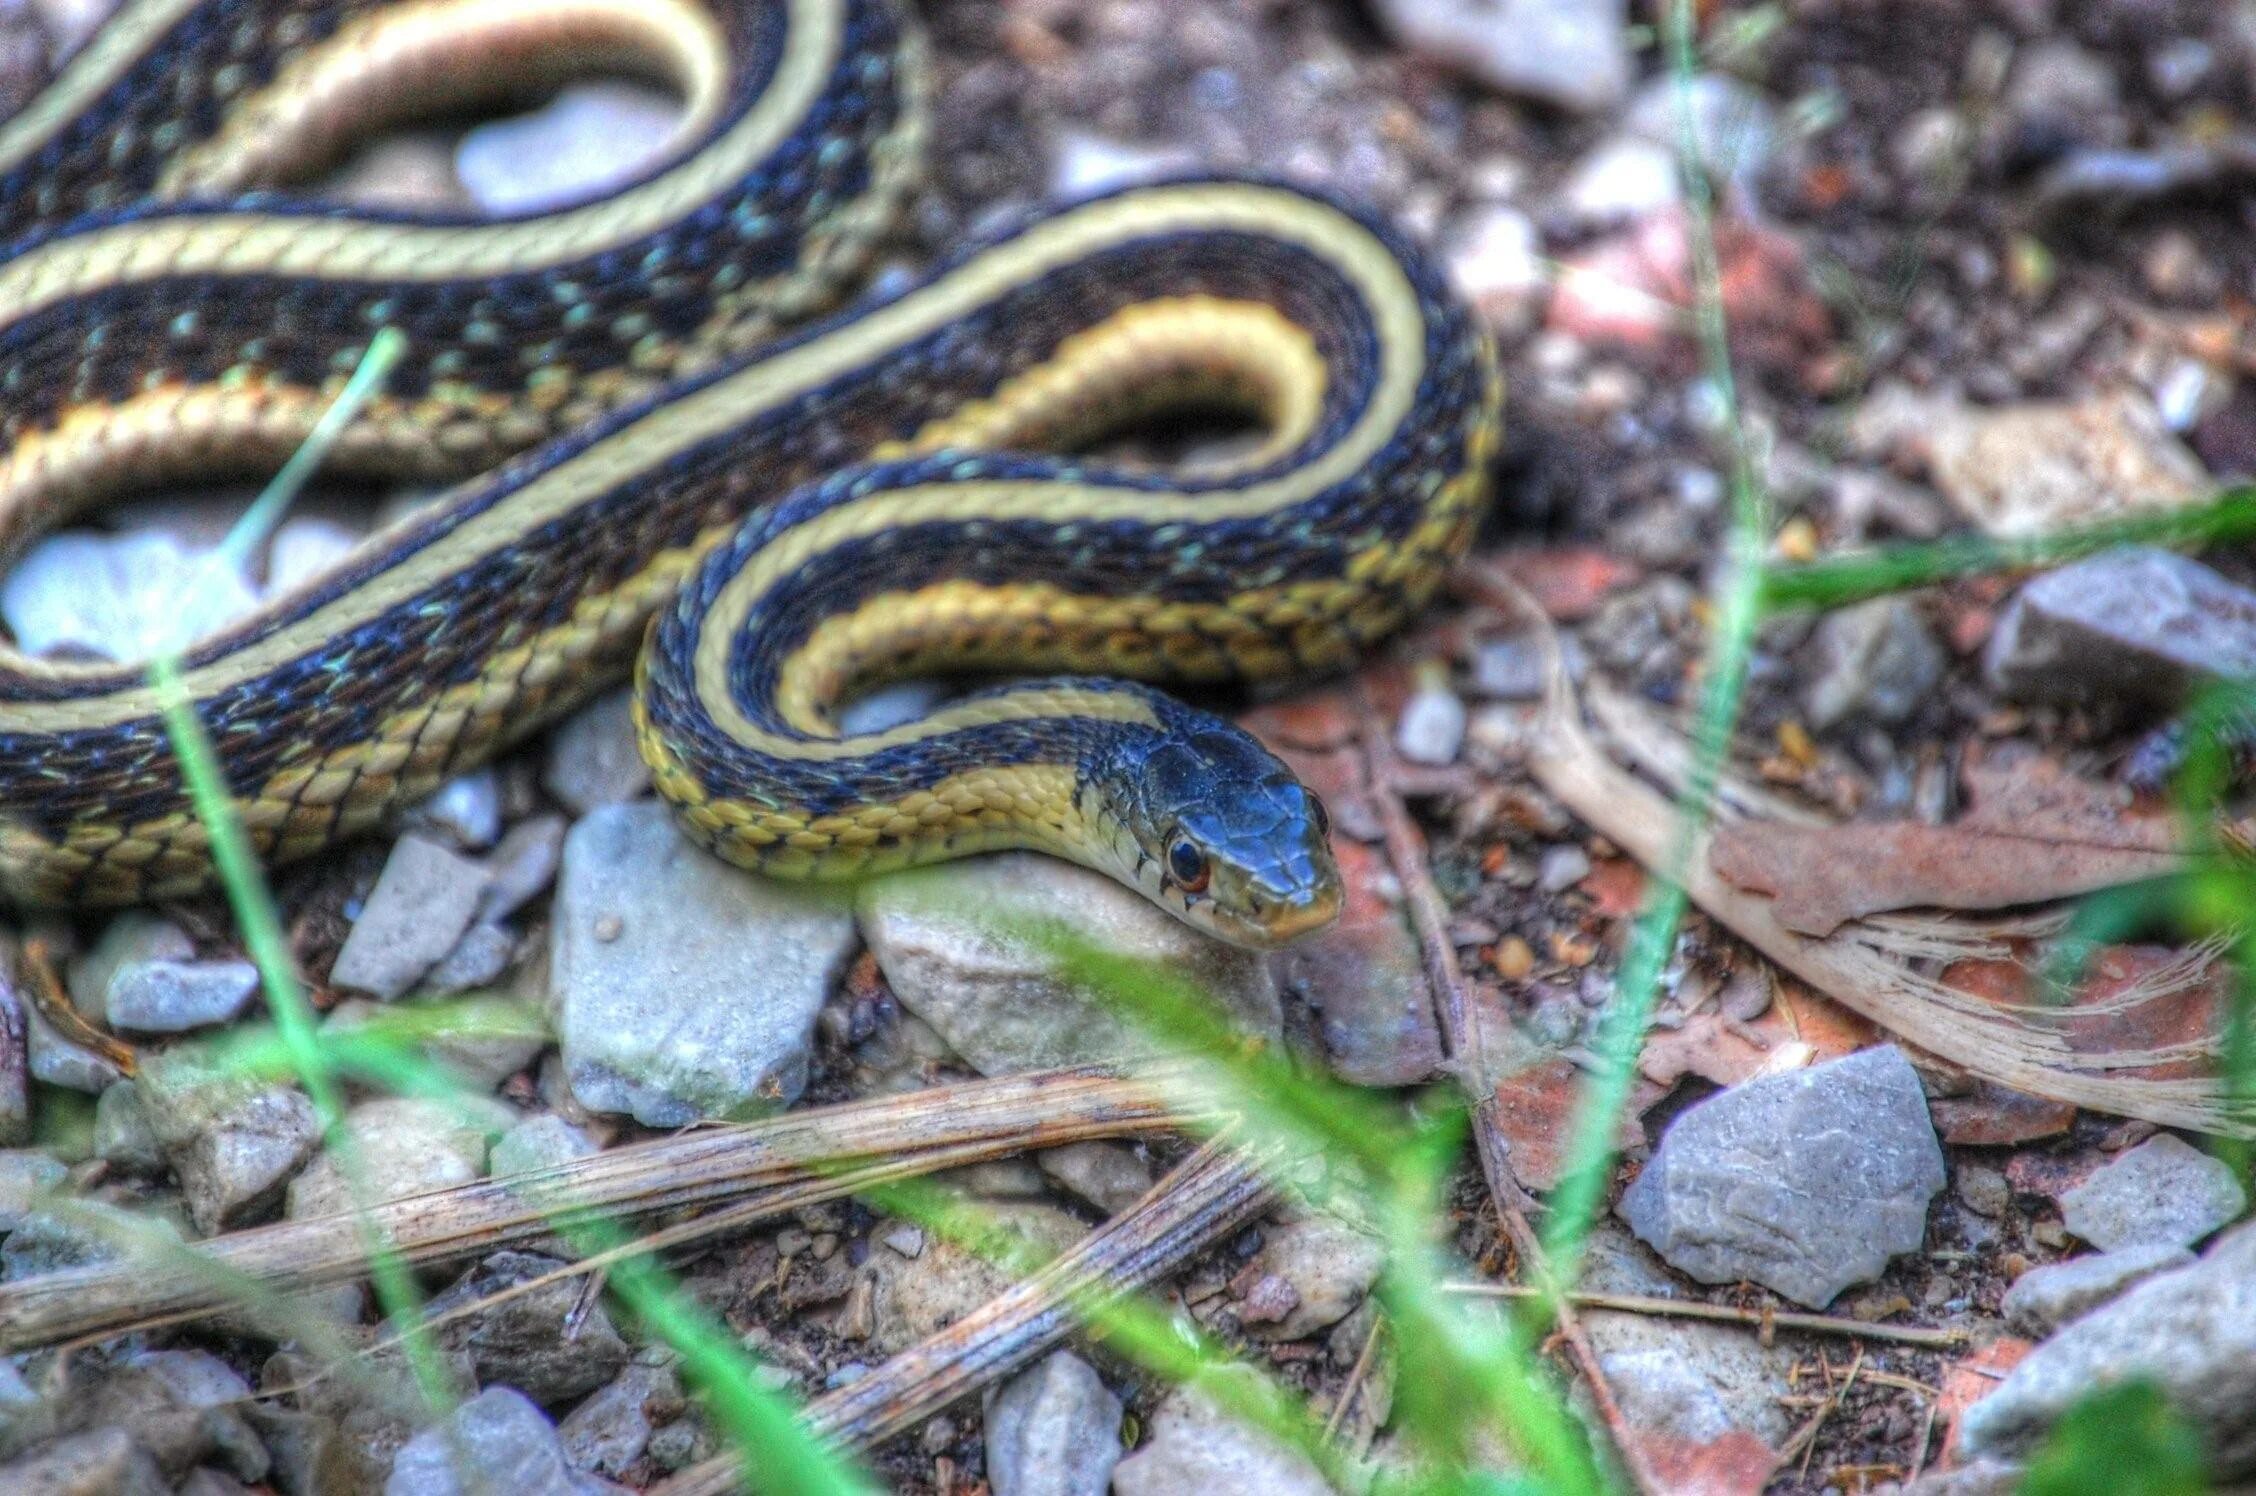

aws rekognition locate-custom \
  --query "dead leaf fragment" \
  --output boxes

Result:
[1710,758,2183,937]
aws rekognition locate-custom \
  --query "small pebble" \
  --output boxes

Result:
[1395,684,1467,765]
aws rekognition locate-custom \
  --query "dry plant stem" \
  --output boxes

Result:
[652,1138,1281,1496]
[1440,1282,1968,1349]
[1351,682,1657,1496]
[0,1067,1204,1352]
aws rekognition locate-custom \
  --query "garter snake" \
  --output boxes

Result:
[0,0,1501,948]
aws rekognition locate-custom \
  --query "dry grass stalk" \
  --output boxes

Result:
[0,1066,1206,1352]
[652,1137,1280,1495]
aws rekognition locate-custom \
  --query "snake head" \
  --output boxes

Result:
[1097,710,1343,949]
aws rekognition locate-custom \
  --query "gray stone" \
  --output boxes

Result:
[0,531,256,662]
[1558,136,1679,227]
[1802,598,1946,729]
[331,834,494,1000]
[136,1043,322,1233]
[1622,73,1781,201]
[1110,1381,1336,1496]
[0,971,27,1145]
[2002,38,2124,150]
[1442,205,1547,331]
[93,1081,165,1174]
[857,853,1280,1075]
[478,814,568,924]
[0,1149,65,1232]
[558,1363,680,1479]
[1575,1222,1803,1448]
[1984,549,2256,708]
[862,1202,1086,1355]
[492,1114,601,1179]
[24,1003,124,1094]
[325,995,548,1092]
[2002,1242,2196,1336]
[551,802,856,1126]
[1038,1140,1153,1216]
[1394,685,1467,765]
[0,1427,169,1496]
[1049,131,1201,200]
[540,689,651,814]
[983,1350,1122,1496]
[0,1209,125,1279]
[265,516,363,595]
[1239,1214,1386,1342]
[1536,844,1592,894]
[1618,1046,1947,1308]
[1956,1162,2012,1219]
[59,1352,268,1485]
[428,1251,628,1406]
[72,915,259,1034]
[1470,634,1549,700]
[286,1095,510,1221]
[2059,1133,2246,1250]
[1370,0,1629,114]
[1961,1220,2256,1473]
[420,921,518,996]
[412,770,503,851]
[385,1386,619,1496]
[457,82,684,217]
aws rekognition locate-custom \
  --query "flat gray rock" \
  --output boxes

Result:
[72,913,259,1034]
[286,1095,510,1221]
[1239,1214,1387,1342]
[2002,1242,2196,1336]
[0,1427,168,1496]
[559,1362,679,1480]
[136,1041,321,1233]
[983,1351,1123,1496]
[427,1251,628,1407]
[2059,1133,2246,1250]
[386,1386,622,1496]
[456,82,683,217]
[1110,1382,1336,1496]
[540,689,652,814]
[551,801,856,1126]
[1369,0,1628,113]
[857,852,1280,1075]
[1961,1220,2256,1474]
[1985,548,2256,706]
[1619,1046,1947,1308]
[331,834,493,1000]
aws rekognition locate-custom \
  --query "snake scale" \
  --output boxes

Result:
[0,0,1501,947]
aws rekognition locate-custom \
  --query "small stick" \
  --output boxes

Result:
[1353,681,1657,1496]
[1440,1282,1969,1349]
[1323,1313,1384,1444]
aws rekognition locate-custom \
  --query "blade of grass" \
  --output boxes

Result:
[1539,0,1773,1291]
[1762,486,2256,612]
[148,655,458,1412]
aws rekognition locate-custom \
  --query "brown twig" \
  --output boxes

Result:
[1322,1312,1385,1450]
[1351,677,1657,1496]
[651,1138,1280,1496]
[1786,1349,1865,1474]
[1440,1282,1969,1348]
[0,1066,1209,1352]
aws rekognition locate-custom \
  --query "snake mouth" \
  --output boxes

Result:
[1205,873,1344,950]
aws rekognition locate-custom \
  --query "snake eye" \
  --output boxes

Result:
[1310,795,1332,838]
[1166,833,1210,894]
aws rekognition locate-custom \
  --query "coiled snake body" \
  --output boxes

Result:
[0,0,1501,947]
